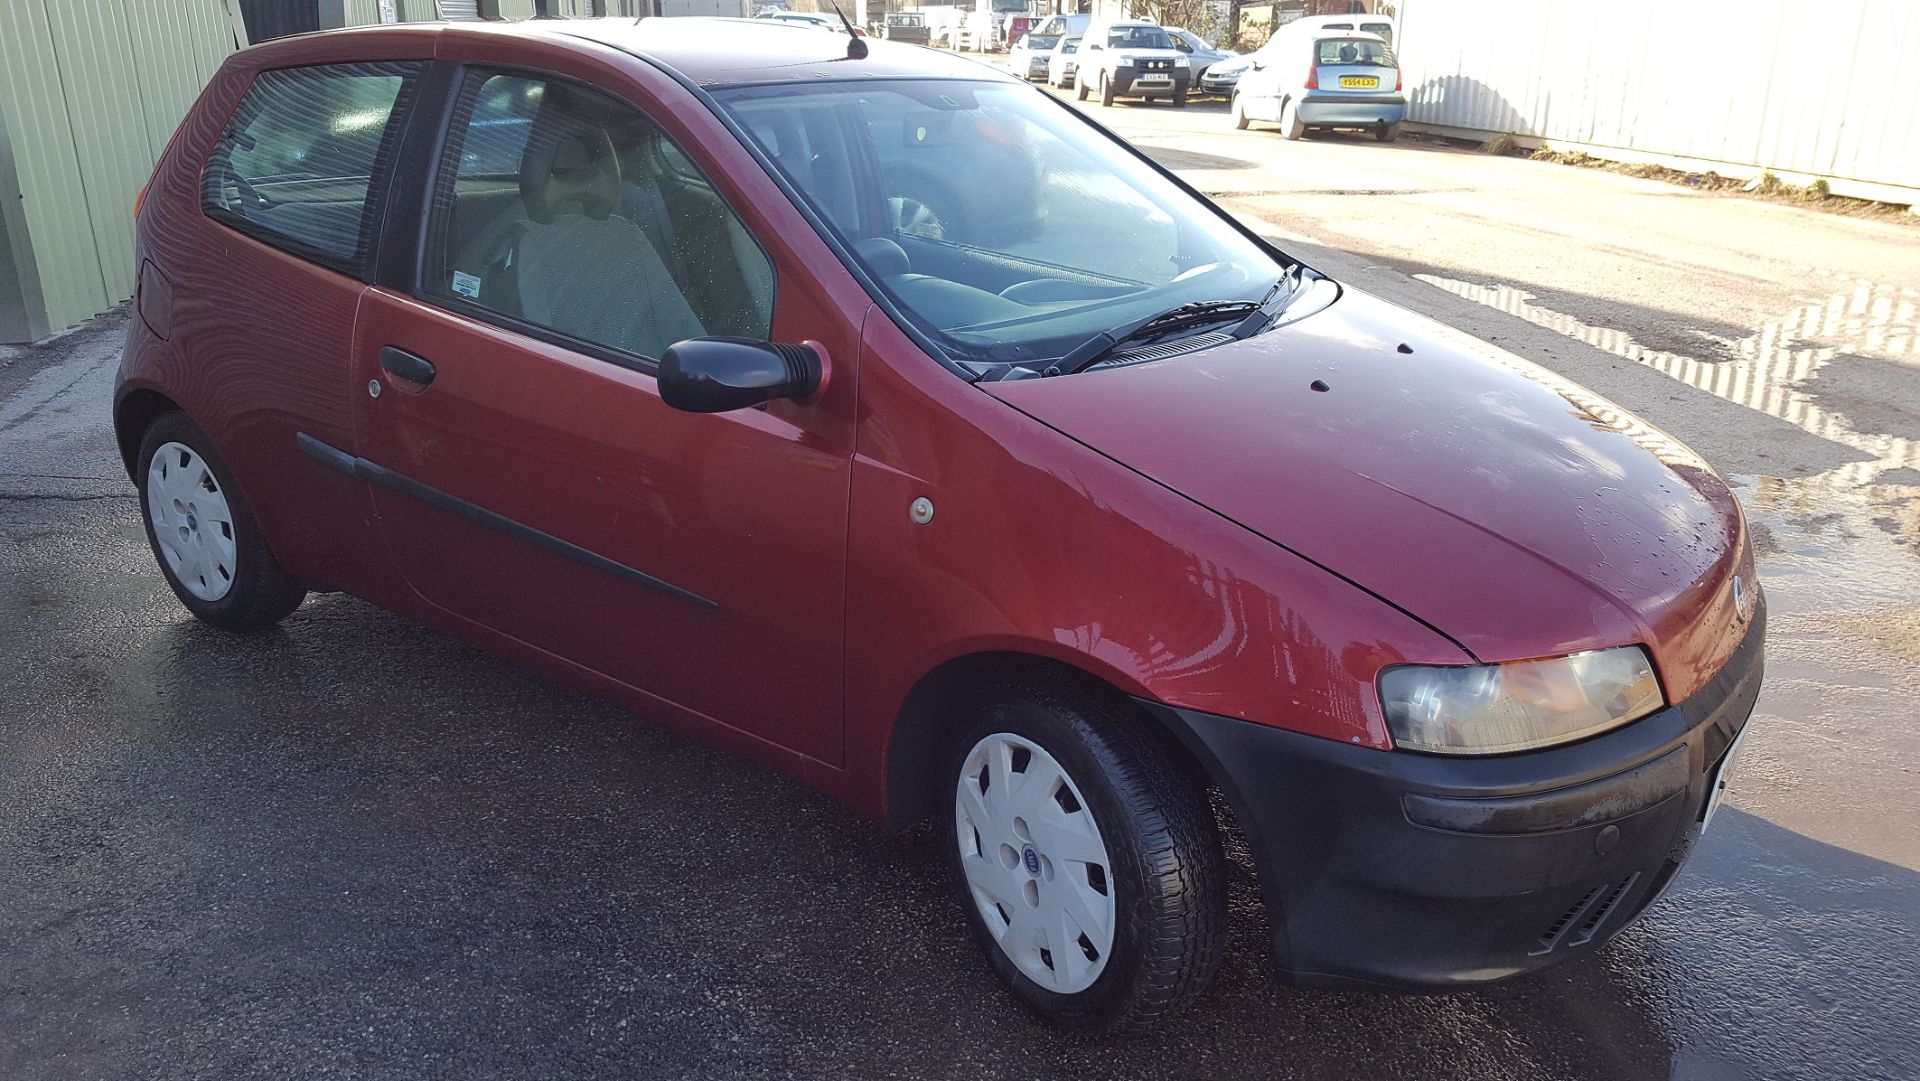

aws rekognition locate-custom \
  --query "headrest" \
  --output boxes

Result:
[854,237,910,279]
[519,91,622,223]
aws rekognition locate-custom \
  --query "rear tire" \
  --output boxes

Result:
[1100,72,1116,107]
[1282,98,1306,140]
[941,678,1227,1034]
[1377,121,1401,143]
[136,412,306,631]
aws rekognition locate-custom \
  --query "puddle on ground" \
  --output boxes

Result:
[1417,271,1920,488]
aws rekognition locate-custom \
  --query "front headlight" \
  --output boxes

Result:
[1378,647,1664,755]
[1173,56,1190,68]
[1117,54,1137,65]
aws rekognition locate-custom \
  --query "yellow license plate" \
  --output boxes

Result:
[1340,76,1380,89]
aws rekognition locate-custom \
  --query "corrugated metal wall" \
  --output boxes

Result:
[1398,0,1920,198]
[0,0,236,340]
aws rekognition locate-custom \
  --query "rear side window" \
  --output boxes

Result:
[201,62,421,271]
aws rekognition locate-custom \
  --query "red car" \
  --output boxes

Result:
[117,18,1763,1032]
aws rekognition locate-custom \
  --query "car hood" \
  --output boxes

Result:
[985,288,1755,704]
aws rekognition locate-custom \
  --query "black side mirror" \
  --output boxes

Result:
[658,337,822,413]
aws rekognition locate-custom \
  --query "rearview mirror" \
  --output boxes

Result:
[659,338,822,413]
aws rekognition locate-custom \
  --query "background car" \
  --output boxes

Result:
[757,11,863,35]
[1233,29,1405,140]
[1164,26,1235,84]
[1076,19,1191,107]
[1199,52,1250,97]
[1007,30,1061,80]
[1046,34,1082,88]
[881,12,929,44]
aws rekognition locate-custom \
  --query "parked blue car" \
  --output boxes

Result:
[1232,30,1406,142]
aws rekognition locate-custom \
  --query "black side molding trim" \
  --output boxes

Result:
[295,432,717,610]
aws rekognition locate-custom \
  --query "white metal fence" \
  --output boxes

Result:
[1396,0,1920,201]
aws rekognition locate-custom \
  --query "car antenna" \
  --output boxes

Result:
[832,4,868,59]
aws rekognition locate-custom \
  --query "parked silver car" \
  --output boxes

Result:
[1166,27,1236,86]
[1008,31,1062,80]
[1046,34,1083,89]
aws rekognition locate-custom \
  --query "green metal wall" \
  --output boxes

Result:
[0,0,236,340]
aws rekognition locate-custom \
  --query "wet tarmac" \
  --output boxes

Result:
[4,100,1919,1080]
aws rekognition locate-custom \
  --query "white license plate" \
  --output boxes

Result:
[1138,75,1171,84]
[1700,724,1753,832]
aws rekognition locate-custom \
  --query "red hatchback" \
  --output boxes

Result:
[117,18,1763,1031]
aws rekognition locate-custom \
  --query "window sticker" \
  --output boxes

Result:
[451,270,482,298]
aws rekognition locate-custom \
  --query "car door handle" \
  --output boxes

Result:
[379,346,436,388]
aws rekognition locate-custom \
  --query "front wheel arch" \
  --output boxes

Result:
[885,650,1193,831]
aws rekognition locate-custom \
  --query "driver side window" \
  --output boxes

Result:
[423,71,774,364]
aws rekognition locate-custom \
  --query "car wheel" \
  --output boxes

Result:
[943,679,1227,1033]
[1282,98,1306,140]
[1231,92,1250,130]
[1100,72,1116,107]
[137,412,306,631]
[1377,121,1401,143]
[1076,74,1089,101]
[1173,88,1188,108]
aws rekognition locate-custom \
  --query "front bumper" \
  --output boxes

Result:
[1296,92,1407,126]
[1138,605,1765,990]
[1112,66,1192,98]
[1200,72,1241,94]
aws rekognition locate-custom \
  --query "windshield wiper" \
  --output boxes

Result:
[1043,266,1306,377]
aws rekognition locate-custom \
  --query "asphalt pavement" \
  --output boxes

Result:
[3,82,1918,1081]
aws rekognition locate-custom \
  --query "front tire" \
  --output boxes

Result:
[1231,93,1250,130]
[1172,87,1189,108]
[1076,74,1089,101]
[943,679,1226,1033]
[1100,72,1116,107]
[137,412,306,631]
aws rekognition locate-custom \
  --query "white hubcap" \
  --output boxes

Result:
[145,441,237,602]
[955,732,1117,994]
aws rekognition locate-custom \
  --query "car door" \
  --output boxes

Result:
[1253,39,1302,120]
[343,65,852,764]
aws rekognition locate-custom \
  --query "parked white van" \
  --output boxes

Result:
[1030,12,1091,40]
[1290,12,1396,46]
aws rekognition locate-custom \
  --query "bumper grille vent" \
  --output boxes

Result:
[1532,872,1641,955]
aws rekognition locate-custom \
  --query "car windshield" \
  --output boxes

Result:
[1062,37,1080,53]
[1316,38,1396,66]
[1107,26,1174,50]
[1027,34,1061,49]
[714,79,1290,372]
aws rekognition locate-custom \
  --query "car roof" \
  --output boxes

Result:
[265,17,1017,89]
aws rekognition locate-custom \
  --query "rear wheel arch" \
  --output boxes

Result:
[114,388,184,480]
